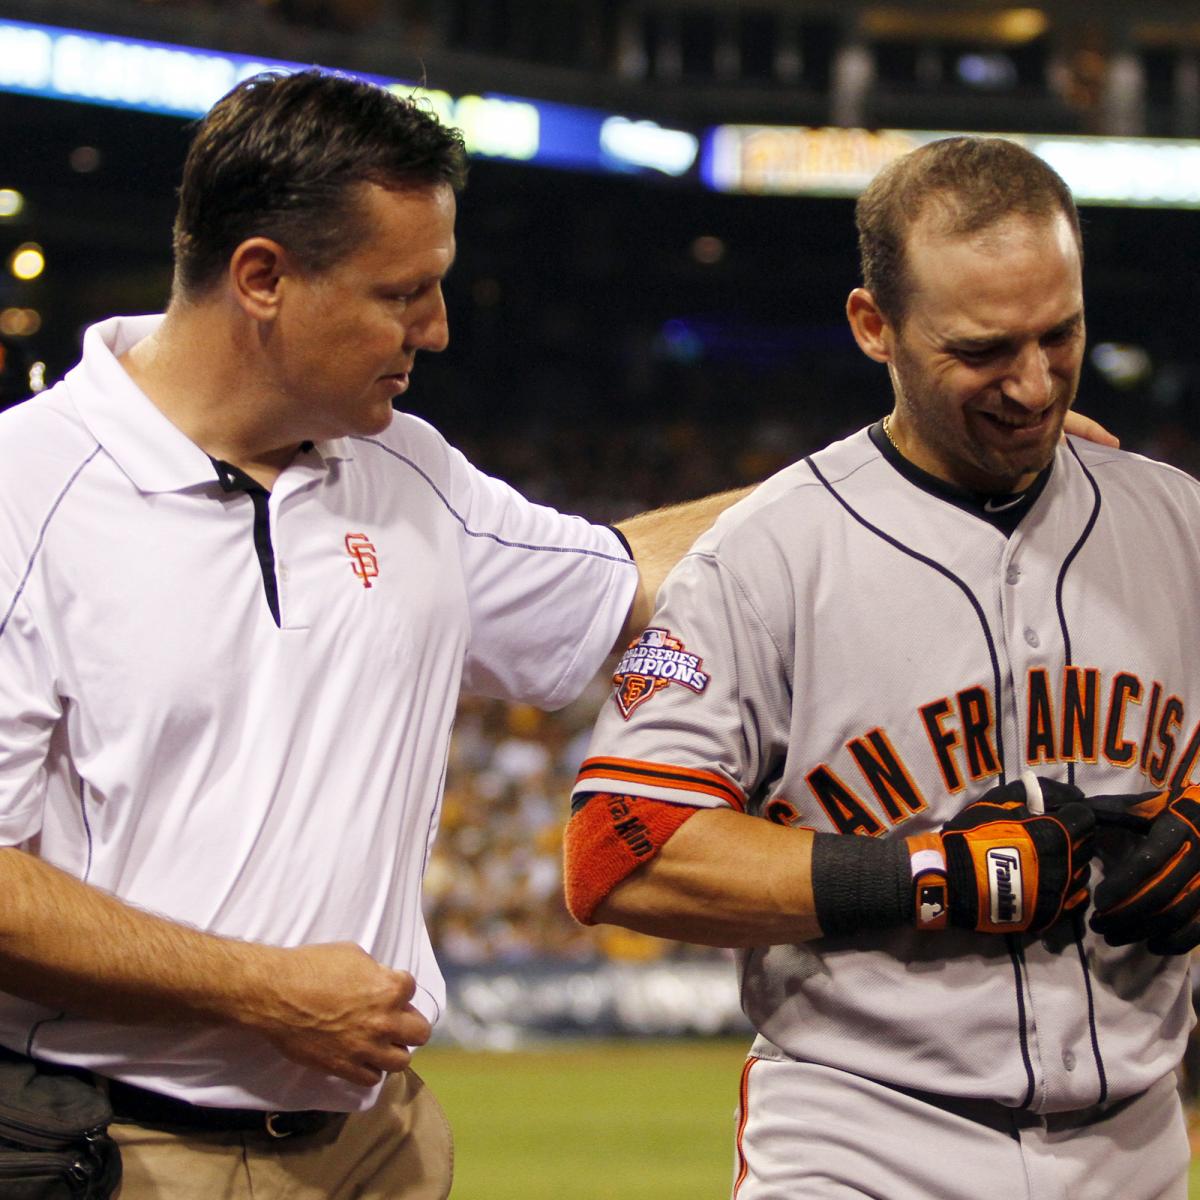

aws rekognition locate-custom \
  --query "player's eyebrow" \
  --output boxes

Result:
[1041,311,1084,341]
[948,311,1084,353]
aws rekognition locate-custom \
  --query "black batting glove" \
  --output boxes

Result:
[1090,785,1200,954]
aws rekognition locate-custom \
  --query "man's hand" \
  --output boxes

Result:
[913,777,1096,934]
[1063,410,1119,448]
[1090,785,1200,954]
[243,943,432,1086]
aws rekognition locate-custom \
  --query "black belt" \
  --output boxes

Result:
[892,1081,1142,1138]
[106,1078,338,1139]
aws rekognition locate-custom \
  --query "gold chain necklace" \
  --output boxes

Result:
[882,413,900,450]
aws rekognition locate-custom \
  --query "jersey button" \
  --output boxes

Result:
[1024,628,1040,648]
[1005,565,1021,585]
[1062,1050,1077,1071]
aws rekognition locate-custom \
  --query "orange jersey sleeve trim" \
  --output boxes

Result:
[574,757,747,812]
[564,792,701,924]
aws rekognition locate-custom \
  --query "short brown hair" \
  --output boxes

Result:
[173,69,468,297]
[855,136,1082,324]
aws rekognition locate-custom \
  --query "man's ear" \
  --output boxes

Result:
[227,237,292,321]
[846,288,895,364]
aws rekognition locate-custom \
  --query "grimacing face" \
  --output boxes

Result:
[884,210,1085,495]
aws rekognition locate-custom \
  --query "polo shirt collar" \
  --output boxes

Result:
[65,314,354,494]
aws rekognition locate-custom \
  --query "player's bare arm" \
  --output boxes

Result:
[0,847,427,1086]
[586,807,823,946]
[614,487,753,646]
[566,777,1095,947]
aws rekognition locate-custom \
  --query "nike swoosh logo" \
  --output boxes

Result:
[983,495,1025,513]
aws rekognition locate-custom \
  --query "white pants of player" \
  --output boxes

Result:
[732,1057,1188,1200]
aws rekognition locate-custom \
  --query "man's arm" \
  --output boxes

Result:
[592,807,822,945]
[568,780,1094,947]
[614,487,752,645]
[0,848,427,1086]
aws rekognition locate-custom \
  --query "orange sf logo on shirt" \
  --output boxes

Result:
[344,533,379,589]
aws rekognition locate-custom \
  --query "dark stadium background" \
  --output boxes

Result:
[3,11,1200,1192]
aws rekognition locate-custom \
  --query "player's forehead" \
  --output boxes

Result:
[904,208,1077,279]
[902,211,1083,341]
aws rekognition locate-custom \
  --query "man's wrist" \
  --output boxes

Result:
[809,833,911,937]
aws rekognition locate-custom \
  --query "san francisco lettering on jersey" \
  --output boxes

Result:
[774,665,1200,835]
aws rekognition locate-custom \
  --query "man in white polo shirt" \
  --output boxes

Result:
[0,70,738,1198]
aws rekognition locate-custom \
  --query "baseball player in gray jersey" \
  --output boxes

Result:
[565,136,1200,1200]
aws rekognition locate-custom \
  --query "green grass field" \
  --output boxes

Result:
[418,1038,747,1199]
[419,1038,1200,1199]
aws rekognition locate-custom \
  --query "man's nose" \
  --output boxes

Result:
[1003,343,1052,410]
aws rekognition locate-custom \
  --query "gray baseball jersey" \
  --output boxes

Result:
[573,424,1199,1116]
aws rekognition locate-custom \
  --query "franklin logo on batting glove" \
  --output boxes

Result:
[987,848,1023,925]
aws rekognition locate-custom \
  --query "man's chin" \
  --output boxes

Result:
[979,448,1056,494]
[359,402,397,436]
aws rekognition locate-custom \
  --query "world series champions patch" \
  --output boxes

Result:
[612,627,710,719]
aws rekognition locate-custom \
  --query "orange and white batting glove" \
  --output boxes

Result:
[908,777,1095,935]
[811,776,1095,939]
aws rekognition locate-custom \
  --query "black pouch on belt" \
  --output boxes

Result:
[0,1045,121,1198]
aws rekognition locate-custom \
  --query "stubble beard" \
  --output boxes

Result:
[892,355,1072,494]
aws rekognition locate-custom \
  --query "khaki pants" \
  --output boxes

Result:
[111,1070,452,1200]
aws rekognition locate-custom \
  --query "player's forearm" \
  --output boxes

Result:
[614,487,753,641]
[592,808,822,947]
[0,847,278,1027]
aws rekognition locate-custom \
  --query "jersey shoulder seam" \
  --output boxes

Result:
[0,443,103,644]
[353,436,633,565]
[685,549,791,681]
[1078,447,1200,495]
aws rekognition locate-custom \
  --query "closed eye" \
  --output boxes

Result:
[953,344,1006,365]
[1041,321,1081,347]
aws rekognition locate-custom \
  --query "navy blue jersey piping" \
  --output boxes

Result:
[1052,442,1108,1105]
[209,458,281,627]
[1054,440,1103,792]
[247,489,281,626]
[1009,939,1037,1108]
[77,777,94,883]
[606,523,634,559]
[0,446,101,643]
[804,456,1008,772]
[805,454,1037,1106]
[1072,911,1108,1104]
[357,438,633,564]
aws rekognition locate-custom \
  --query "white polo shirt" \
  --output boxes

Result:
[0,314,637,1111]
